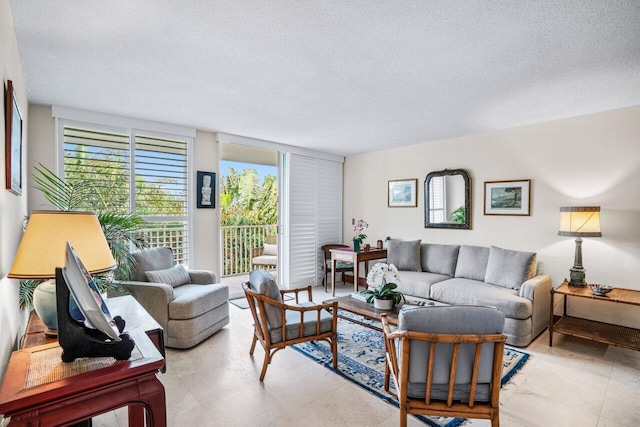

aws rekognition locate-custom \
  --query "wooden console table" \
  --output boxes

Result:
[0,327,166,426]
[549,281,640,350]
[22,295,166,372]
[329,248,387,296]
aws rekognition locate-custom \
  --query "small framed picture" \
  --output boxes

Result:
[484,180,531,216]
[5,80,23,195]
[388,179,418,207]
[197,171,215,208]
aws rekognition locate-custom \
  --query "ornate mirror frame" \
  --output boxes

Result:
[424,169,471,229]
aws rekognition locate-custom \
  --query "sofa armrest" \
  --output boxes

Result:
[519,274,552,339]
[118,280,174,331]
[188,269,217,284]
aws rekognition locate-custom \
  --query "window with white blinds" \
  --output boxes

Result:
[62,122,191,264]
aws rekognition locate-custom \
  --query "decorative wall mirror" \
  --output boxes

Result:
[424,169,471,229]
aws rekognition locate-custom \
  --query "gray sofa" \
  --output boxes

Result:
[387,240,551,347]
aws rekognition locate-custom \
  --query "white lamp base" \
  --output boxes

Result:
[33,279,58,336]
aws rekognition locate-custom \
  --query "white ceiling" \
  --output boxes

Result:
[9,1,640,157]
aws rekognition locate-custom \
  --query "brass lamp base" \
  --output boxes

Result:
[569,267,587,287]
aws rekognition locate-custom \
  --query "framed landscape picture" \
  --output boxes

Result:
[388,179,417,207]
[484,180,531,216]
[4,80,22,195]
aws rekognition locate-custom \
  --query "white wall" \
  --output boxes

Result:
[344,106,640,328]
[0,0,30,383]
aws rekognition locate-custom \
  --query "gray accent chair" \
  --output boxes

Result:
[382,305,507,427]
[119,247,229,349]
[243,269,338,381]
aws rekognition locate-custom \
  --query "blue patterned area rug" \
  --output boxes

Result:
[292,311,529,427]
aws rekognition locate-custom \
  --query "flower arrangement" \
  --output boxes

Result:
[353,219,368,244]
[360,263,405,306]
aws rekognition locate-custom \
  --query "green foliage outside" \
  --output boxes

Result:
[220,167,278,226]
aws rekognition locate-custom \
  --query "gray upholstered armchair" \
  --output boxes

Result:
[382,305,507,427]
[119,247,229,349]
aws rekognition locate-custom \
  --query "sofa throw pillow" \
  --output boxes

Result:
[421,244,460,276]
[484,246,537,290]
[145,264,191,288]
[455,245,490,281]
[262,243,277,256]
[387,239,422,271]
[248,269,283,328]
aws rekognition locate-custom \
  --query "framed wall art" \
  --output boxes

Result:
[197,171,215,208]
[388,179,417,207]
[5,80,23,195]
[484,179,531,216]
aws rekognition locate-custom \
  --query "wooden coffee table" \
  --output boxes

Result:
[326,295,448,332]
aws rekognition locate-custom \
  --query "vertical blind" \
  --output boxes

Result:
[287,154,343,287]
[62,123,190,264]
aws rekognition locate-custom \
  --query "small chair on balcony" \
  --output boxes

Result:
[251,235,278,270]
[119,247,230,349]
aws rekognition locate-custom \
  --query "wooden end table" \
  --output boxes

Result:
[0,327,166,426]
[329,248,387,296]
[549,280,640,350]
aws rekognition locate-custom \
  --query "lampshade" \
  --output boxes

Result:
[8,211,116,279]
[558,206,602,238]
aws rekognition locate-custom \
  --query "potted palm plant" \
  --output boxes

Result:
[360,262,405,310]
[19,164,148,310]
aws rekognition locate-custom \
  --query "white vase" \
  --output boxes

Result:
[33,279,58,336]
[374,298,394,310]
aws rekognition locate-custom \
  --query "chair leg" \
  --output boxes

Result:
[249,332,258,355]
[331,336,338,369]
[491,412,500,427]
[384,361,390,391]
[399,406,408,427]
[259,350,271,381]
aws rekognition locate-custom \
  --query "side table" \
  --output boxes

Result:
[549,280,640,350]
[330,248,387,296]
[0,327,166,426]
[22,295,166,372]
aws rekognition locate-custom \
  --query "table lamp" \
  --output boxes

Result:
[8,211,116,335]
[558,206,602,287]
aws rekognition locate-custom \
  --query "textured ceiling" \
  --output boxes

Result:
[9,0,640,156]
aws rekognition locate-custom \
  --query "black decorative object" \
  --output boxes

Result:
[56,268,135,362]
[197,171,216,208]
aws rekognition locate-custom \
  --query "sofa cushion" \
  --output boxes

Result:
[420,244,460,276]
[430,278,533,319]
[454,245,490,281]
[252,255,278,266]
[396,271,451,299]
[170,283,229,320]
[388,240,421,271]
[130,247,174,281]
[263,243,277,256]
[145,265,191,288]
[484,246,537,290]
[249,269,283,328]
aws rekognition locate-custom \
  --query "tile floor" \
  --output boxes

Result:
[95,284,640,426]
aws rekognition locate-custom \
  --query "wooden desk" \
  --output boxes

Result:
[0,327,166,426]
[549,281,640,350]
[329,248,387,296]
[22,295,166,372]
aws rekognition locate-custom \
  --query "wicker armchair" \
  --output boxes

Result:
[381,306,507,427]
[243,269,338,381]
[250,235,278,270]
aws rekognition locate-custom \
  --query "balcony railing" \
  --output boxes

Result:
[221,225,278,277]
[133,223,276,277]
